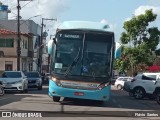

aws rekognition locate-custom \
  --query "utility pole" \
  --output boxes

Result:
[17,0,21,71]
[17,0,34,71]
[39,18,57,74]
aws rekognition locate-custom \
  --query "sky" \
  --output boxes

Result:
[1,0,160,41]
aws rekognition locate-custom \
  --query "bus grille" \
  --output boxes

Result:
[62,85,97,90]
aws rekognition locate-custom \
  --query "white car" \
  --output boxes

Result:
[0,71,28,93]
[130,72,160,99]
[114,77,133,90]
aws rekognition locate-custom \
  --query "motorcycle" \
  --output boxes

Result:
[0,81,4,96]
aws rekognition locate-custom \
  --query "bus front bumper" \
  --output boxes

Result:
[48,80,111,101]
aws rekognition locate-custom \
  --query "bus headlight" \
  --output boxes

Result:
[51,77,62,86]
[97,82,110,90]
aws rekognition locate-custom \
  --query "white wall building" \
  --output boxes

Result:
[0,29,33,73]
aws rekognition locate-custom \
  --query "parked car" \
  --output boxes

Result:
[123,80,131,92]
[130,72,160,99]
[154,87,160,105]
[0,81,4,96]
[0,71,28,93]
[156,92,160,105]
[25,71,42,90]
[123,80,134,97]
[44,73,50,84]
[111,75,118,85]
[114,77,133,90]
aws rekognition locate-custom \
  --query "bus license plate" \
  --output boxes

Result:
[74,92,84,96]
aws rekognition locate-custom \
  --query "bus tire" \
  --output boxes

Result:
[38,85,42,90]
[117,84,122,90]
[133,87,145,99]
[0,87,4,96]
[96,100,104,105]
[53,96,60,102]
[156,92,160,105]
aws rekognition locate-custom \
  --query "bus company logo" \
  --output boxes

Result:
[87,84,97,88]
[2,112,11,117]
[61,81,79,86]
[64,34,81,39]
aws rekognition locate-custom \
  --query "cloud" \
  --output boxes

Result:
[1,0,70,23]
[124,5,160,28]
[33,0,70,18]
[0,0,70,41]
[149,0,160,6]
[100,19,109,24]
[134,5,160,16]
[100,19,119,41]
[134,5,160,28]
[124,17,132,22]
[100,19,117,31]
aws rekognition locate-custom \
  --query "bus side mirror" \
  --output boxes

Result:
[48,39,53,54]
[114,42,121,59]
[53,38,57,45]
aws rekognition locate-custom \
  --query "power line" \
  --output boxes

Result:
[0,16,17,20]
[11,11,17,16]
[9,5,17,10]
[8,0,34,12]
[0,0,8,5]
[21,1,33,9]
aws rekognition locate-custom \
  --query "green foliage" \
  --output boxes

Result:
[155,49,160,56]
[117,9,160,75]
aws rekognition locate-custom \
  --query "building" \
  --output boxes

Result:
[0,29,32,73]
[0,2,10,20]
[0,19,42,71]
[0,3,49,73]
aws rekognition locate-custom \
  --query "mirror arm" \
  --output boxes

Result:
[53,38,57,45]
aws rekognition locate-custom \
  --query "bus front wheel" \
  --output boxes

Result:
[96,100,104,105]
[53,96,60,102]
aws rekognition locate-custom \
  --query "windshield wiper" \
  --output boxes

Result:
[64,47,81,76]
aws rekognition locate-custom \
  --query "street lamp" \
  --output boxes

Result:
[39,18,57,74]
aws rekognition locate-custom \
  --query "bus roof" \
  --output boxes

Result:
[57,21,113,32]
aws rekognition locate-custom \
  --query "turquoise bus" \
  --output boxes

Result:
[48,21,121,102]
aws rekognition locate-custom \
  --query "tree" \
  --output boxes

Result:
[119,9,160,76]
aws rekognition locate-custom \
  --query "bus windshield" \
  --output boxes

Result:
[53,31,113,78]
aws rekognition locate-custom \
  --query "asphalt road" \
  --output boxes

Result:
[0,85,160,120]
